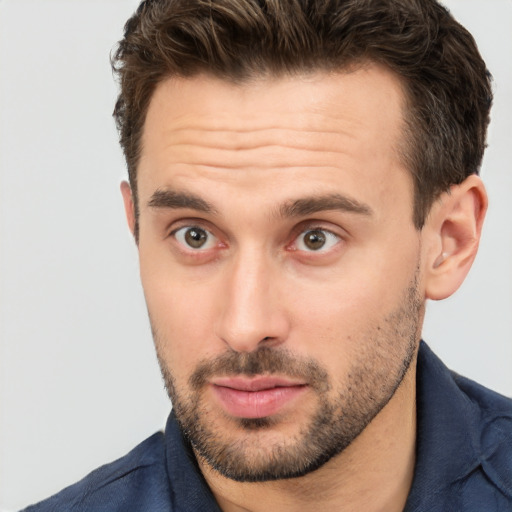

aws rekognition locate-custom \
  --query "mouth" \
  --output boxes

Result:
[210,376,308,419]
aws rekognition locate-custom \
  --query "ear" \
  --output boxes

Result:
[423,175,487,301]
[120,180,136,237]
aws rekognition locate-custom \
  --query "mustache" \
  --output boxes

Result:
[189,347,330,393]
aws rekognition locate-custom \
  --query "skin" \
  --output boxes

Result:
[121,64,487,512]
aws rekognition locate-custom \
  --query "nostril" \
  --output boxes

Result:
[259,336,281,347]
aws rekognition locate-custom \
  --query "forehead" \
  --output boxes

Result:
[137,65,411,215]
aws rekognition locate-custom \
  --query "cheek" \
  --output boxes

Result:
[287,266,399,330]
[140,256,222,379]
[286,280,376,370]
[285,246,420,363]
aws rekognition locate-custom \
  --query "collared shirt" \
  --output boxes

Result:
[24,342,512,511]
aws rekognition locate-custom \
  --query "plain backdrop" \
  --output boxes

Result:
[1,1,511,510]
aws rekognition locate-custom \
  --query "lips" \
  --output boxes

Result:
[210,376,307,419]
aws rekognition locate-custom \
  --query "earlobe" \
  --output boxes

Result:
[120,181,136,237]
[424,175,487,301]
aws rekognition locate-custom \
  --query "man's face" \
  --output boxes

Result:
[131,65,425,481]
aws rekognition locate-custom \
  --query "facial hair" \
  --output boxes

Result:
[153,276,422,482]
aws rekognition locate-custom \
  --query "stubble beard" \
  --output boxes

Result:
[152,277,422,482]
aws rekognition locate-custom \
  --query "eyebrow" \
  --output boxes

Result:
[147,188,372,219]
[278,193,373,218]
[147,189,217,214]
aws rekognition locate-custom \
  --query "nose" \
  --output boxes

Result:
[214,249,290,353]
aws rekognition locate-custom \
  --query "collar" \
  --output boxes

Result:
[405,341,512,510]
[165,412,222,511]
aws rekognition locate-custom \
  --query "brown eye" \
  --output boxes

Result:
[185,228,207,248]
[295,228,340,252]
[303,230,326,250]
[174,226,216,250]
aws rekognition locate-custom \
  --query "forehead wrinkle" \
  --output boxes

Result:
[166,116,359,134]
[155,131,361,171]
[162,147,354,171]
[160,125,358,156]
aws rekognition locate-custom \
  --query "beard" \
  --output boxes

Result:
[153,275,422,483]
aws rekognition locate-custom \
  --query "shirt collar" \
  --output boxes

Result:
[404,341,483,510]
[165,412,222,511]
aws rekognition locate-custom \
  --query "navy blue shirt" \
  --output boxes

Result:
[24,342,512,511]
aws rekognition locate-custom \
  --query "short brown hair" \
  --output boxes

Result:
[112,0,492,236]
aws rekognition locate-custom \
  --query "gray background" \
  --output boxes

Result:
[0,1,511,510]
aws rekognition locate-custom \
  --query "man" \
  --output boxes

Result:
[25,0,511,510]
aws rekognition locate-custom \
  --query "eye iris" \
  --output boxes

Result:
[184,228,207,248]
[304,230,326,250]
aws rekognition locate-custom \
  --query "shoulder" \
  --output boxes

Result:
[452,371,512,418]
[22,432,172,512]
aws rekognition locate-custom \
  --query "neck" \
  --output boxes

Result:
[198,357,418,512]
